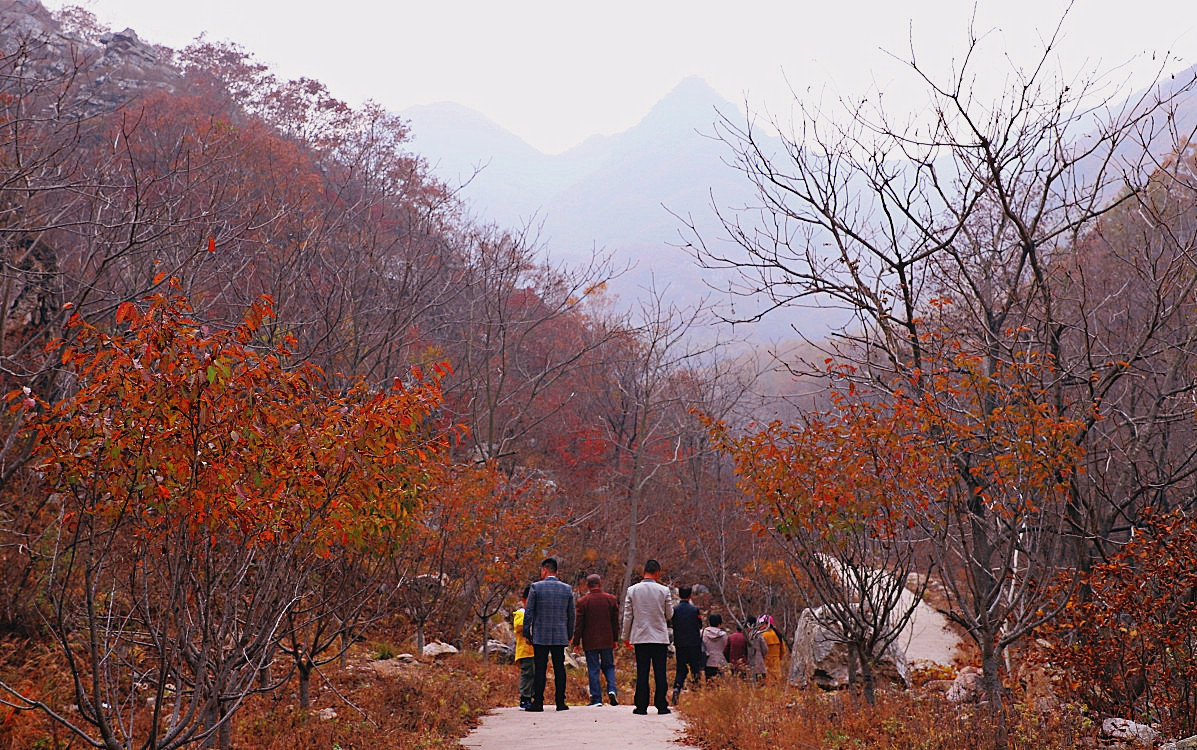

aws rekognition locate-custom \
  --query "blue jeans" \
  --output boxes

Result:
[584,648,616,703]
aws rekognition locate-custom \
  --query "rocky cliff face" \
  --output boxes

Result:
[0,0,180,364]
[0,0,178,116]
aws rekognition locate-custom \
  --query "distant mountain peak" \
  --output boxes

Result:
[665,75,725,103]
[637,76,737,135]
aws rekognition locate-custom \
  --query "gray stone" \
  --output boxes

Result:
[944,666,985,703]
[788,606,910,690]
[1161,735,1197,750]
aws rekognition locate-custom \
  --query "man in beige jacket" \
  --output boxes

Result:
[621,559,673,714]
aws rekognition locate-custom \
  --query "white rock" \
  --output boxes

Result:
[315,707,337,720]
[422,640,459,658]
[1102,717,1159,746]
[945,666,985,703]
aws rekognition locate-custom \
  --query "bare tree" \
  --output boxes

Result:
[687,11,1197,739]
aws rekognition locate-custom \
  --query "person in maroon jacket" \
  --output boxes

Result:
[725,622,750,677]
[571,573,620,706]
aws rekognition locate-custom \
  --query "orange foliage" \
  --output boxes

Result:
[2,285,452,747]
[1043,507,1197,736]
[34,287,445,551]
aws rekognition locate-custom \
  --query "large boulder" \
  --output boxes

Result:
[480,639,514,662]
[490,618,516,647]
[789,607,910,690]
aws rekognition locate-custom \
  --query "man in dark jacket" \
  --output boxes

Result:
[523,558,576,711]
[670,585,703,704]
[571,574,620,706]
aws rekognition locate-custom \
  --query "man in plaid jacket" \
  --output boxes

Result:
[522,557,576,711]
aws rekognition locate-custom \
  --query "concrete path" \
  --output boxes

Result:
[460,704,694,749]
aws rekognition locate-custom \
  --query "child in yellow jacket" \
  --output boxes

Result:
[512,585,534,709]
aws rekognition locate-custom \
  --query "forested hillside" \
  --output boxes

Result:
[0,2,780,746]
[3,1,1197,749]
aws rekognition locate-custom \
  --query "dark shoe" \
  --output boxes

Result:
[607,691,618,706]
[556,703,569,711]
[658,707,672,715]
[632,707,648,715]
[526,704,544,712]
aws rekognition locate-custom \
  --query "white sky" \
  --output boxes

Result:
[46,0,1197,154]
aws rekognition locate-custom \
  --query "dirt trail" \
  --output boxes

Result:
[459,704,694,749]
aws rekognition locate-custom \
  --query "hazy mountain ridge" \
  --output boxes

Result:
[402,66,1197,345]
[402,77,829,341]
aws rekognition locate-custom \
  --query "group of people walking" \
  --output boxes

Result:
[513,557,789,714]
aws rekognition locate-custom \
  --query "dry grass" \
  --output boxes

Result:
[0,636,77,750]
[231,653,506,748]
[1,632,642,748]
[7,634,1097,749]
[678,680,1091,750]
[1,633,515,749]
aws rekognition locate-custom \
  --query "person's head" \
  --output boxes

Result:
[708,613,723,628]
[678,585,692,600]
[758,614,773,628]
[521,584,530,604]
[586,573,601,590]
[540,558,558,578]
[643,559,661,578]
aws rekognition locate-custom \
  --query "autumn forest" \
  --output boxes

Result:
[2,2,1197,749]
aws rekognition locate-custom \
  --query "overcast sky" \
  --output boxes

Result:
[45,0,1197,154]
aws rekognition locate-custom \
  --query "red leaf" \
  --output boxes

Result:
[115,301,137,324]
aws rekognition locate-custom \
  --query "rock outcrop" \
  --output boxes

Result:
[0,0,178,116]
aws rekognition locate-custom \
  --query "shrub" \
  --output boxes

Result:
[680,680,1086,750]
[1042,508,1197,737]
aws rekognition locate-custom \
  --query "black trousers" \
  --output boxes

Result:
[674,645,704,690]
[633,643,669,711]
[532,644,567,707]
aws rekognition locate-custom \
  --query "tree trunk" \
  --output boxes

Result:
[298,661,313,709]
[981,643,1009,749]
[481,617,490,662]
[258,650,273,690]
[621,425,649,597]
[217,703,232,750]
[859,648,876,705]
